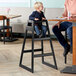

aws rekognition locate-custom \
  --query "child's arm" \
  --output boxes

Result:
[42,17,46,20]
[29,11,39,21]
[29,11,36,20]
[35,18,39,20]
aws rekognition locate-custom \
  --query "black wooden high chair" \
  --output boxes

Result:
[19,20,58,73]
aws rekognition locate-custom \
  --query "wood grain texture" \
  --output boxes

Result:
[0,38,73,76]
[0,15,21,36]
[48,18,76,22]
[6,19,10,36]
[73,26,76,65]
[0,15,7,20]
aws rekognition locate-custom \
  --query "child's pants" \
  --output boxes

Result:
[34,25,47,37]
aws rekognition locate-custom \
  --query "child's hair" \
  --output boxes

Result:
[34,2,43,9]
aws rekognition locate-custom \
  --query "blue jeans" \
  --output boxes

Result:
[52,21,72,50]
[34,25,47,37]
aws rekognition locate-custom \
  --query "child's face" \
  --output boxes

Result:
[38,5,43,11]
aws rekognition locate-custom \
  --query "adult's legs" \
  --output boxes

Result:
[52,21,72,55]
[67,26,72,53]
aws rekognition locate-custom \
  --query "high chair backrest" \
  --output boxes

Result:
[27,20,48,27]
[26,20,48,32]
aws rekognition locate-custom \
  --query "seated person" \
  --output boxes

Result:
[29,2,47,38]
[52,0,76,56]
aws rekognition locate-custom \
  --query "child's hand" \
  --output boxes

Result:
[35,18,39,20]
[42,17,46,20]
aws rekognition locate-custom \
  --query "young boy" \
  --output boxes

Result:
[29,2,47,37]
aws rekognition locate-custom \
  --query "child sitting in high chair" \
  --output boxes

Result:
[29,2,47,38]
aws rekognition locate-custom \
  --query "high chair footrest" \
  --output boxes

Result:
[34,53,53,58]
[34,37,50,41]
[23,49,43,53]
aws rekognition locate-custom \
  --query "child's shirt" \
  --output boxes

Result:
[29,11,45,28]
[29,11,45,21]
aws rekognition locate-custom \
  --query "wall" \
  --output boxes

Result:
[0,0,30,7]
[31,0,65,8]
[0,0,65,8]
[0,7,64,34]
[0,0,65,34]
